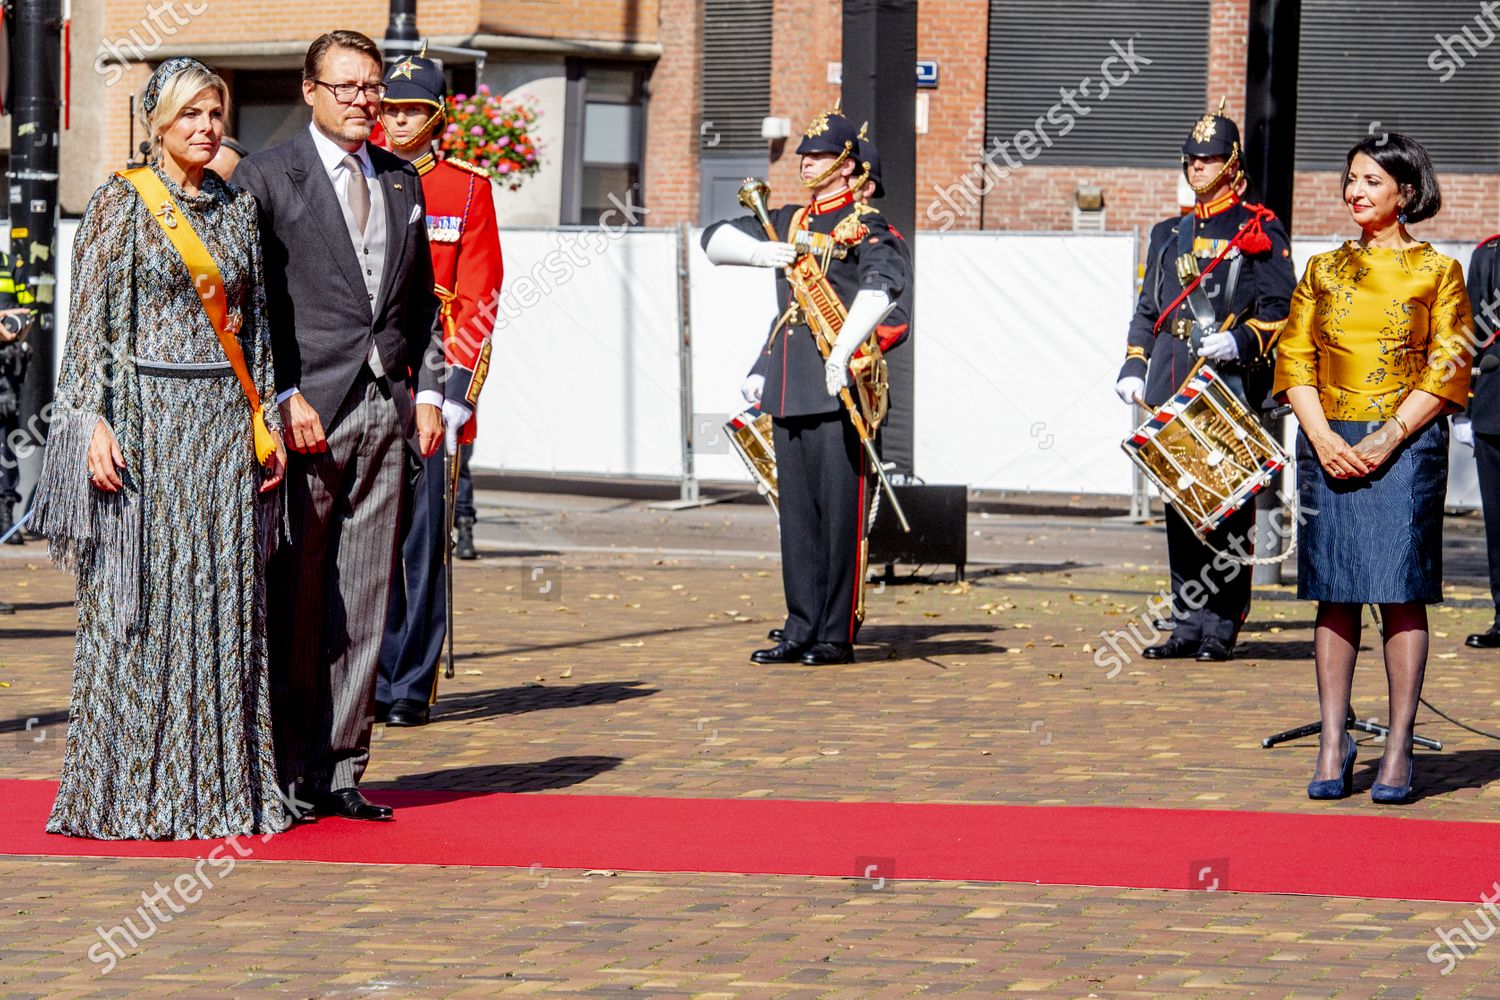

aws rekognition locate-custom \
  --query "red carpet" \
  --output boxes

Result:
[3,779,1497,903]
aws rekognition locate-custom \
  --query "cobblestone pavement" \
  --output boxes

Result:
[3,492,1500,997]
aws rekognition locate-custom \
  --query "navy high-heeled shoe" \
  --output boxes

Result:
[1371,747,1414,804]
[1307,732,1356,800]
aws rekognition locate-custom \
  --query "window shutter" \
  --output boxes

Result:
[1296,0,1500,171]
[701,0,773,153]
[986,0,1211,168]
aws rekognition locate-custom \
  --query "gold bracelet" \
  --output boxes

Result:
[1391,413,1410,438]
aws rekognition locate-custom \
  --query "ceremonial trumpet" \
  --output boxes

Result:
[737,178,909,532]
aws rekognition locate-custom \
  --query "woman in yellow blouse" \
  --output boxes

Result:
[1274,134,1473,805]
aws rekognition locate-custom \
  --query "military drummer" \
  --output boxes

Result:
[1113,105,1296,662]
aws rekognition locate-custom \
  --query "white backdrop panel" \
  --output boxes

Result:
[913,232,1138,494]
[686,229,775,484]
[470,228,683,478]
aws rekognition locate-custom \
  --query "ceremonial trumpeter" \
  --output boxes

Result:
[704,106,910,666]
[1113,105,1296,662]
[376,50,503,726]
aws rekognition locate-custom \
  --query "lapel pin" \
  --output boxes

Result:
[394,183,403,190]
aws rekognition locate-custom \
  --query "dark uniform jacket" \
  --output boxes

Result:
[1119,193,1296,409]
[0,249,36,423]
[1467,235,1500,434]
[704,187,908,418]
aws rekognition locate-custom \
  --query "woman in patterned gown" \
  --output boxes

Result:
[1274,134,1473,804]
[31,59,291,838]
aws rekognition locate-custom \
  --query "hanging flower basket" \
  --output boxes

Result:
[439,85,543,191]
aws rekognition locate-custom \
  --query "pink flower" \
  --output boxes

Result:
[444,123,458,135]
[525,153,536,162]
[498,162,512,174]
[497,136,511,147]
[454,94,467,103]
[480,159,491,168]
[469,125,483,136]
[478,84,491,95]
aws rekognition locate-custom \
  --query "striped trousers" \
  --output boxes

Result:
[269,370,405,794]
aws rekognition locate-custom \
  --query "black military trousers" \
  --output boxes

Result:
[1164,500,1256,644]
[773,411,868,645]
[1473,432,1500,625]
[377,445,447,705]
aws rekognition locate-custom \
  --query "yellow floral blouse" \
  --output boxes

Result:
[1272,242,1474,420]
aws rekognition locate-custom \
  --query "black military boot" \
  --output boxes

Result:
[0,500,21,545]
[455,516,477,560]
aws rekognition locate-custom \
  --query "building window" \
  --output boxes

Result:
[986,0,1210,167]
[698,0,773,224]
[563,62,647,226]
[1296,0,1500,171]
[232,69,307,154]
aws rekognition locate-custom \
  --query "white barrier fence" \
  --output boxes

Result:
[44,222,1484,508]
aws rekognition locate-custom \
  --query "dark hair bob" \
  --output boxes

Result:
[1343,133,1442,224]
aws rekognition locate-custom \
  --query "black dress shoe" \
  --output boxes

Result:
[1196,636,1233,662]
[750,639,809,664]
[316,788,393,821]
[0,599,13,615]
[1142,635,1199,659]
[374,701,391,724]
[801,642,854,665]
[1467,627,1500,648]
[455,516,477,560]
[385,698,430,727]
[767,627,785,641]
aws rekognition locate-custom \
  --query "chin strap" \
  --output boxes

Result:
[1184,144,1244,196]
[388,109,445,153]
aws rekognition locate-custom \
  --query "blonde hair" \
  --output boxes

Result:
[140,63,230,152]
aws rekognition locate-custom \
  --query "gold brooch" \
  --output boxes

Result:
[155,201,178,229]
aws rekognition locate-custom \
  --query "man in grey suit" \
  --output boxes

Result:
[236,28,444,821]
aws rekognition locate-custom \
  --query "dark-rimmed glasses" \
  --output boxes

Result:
[313,80,387,104]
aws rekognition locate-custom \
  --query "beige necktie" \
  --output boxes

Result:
[342,153,369,233]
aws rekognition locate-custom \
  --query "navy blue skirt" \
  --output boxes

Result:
[1295,418,1448,604]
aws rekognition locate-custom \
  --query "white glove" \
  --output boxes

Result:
[741,374,765,405]
[1197,330,1239,362]
[704,225,796,268]
[442,400,472,456]
[1455,415,1475,448]
[1115,376,1146,406]
[824,290,895,396]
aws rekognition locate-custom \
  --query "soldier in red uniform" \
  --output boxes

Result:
[376,51,503,726]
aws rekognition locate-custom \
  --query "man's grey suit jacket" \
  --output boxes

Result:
[235,127,442,452]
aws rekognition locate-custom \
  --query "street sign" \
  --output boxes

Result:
[916,61,938,88]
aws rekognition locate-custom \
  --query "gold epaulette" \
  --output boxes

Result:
[444,157,491,178]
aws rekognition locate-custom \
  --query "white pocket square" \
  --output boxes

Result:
[409,203,422,224]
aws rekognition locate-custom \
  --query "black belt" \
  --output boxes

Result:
[134,359,235,380]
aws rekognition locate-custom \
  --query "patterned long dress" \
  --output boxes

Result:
[32,164,289,839]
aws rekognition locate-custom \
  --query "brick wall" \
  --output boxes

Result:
[642,0,699,224]
[478,0,659,42]
[101,0,478,46]
[915,0,988,231]
[766,0,842,204]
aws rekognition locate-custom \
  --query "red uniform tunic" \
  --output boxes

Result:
[414,150,503,443]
